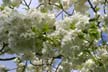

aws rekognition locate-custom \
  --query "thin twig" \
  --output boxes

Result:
[30,60,50,66]
[88,0,97,13]
[55,58,62,72]
[103,0,107,14]
[23,0,30,9]
[36,3,44,9]
[56,10,63,18]
[0,47,5,52]
[22,61,28,72]
[0,57,16,61]
[49,3,73,16]
[28,0,32,6]
[88,0,104,46]
[62,8,74,16]
[0,42,8,52]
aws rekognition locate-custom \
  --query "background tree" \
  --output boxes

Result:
[0,0,108,72]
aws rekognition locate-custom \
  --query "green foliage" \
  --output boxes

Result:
[70,23,76,30]
[88,22,99,39]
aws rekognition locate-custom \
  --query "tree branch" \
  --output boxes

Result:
[23,0,30,9]
[88,0,97,13]
[36,3,44,9]
[0,57,16,61]
[103,0,107,14]
[56,10,63,18]
[22,61,28,72]
[0,42,8,52]
[28,0,32,6]
[55,58,62,72]
[49,2,74,16]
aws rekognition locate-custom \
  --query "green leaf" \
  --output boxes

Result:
[88,29,99,39]
[40,7,48,13]
[42,23,49,32]
[95,7,100,12]
[78,33,84,39]
[70,23,76,30]
[31,27,36,32]
[57,0,63,9]
[0,6,5,10]
[82,29,88,34]
[90,22,97,29]
[11,3,18,7]
[35,39,43,53]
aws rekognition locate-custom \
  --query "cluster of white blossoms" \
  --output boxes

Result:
[56,12,89,30]
[79,47,108,72]
[54,12,89,48]
[0,7,13,43]
[0,7,13,17]
[47,12,91,68]
[0,7,55,54]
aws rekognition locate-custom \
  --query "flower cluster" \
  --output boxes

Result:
[46,12,91,70]
[0,7,55,54]
[54,12,89,48]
